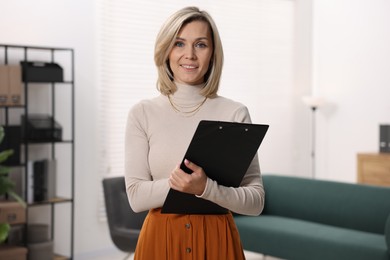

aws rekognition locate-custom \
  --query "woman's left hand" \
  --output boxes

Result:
[169,159,207,196]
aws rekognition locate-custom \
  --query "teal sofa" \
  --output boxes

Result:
[234,175,390,260]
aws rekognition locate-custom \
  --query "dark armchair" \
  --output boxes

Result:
[102,176,148,255]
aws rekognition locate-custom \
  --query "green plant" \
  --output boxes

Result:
[0,126,26,244]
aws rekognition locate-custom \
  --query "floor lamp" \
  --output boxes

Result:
[302,96,324,178]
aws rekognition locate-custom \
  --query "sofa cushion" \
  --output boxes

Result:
[386,215,390,255]
[235,215,388,260]
[262,175,390,234]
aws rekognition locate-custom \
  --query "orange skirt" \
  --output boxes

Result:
[134,208,246,260]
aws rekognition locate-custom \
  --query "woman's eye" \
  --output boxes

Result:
[195,42,207,48]
[174,41,184,47]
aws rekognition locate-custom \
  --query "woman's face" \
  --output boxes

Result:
[168,20,213,85]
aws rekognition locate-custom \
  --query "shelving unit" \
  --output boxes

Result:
[0,44,75,259]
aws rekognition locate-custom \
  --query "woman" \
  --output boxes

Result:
[125,6,265,260]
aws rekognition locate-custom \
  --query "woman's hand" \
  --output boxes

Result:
[169,159,207,196]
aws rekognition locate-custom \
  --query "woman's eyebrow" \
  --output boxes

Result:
[175,37,210,41]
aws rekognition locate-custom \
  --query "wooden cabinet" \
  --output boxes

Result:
[357,153,390,187]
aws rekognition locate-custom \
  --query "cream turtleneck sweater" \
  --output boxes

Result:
[125,83,265,216]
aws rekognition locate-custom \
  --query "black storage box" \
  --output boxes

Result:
[380,124,390,153]
[0,125,21,165]
[21,114,62,142]
[20,61,63,82]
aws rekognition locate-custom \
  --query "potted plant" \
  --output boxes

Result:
[0,126,25,244]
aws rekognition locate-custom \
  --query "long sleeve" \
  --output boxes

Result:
[124,102,170,212]
[197,155,264,215]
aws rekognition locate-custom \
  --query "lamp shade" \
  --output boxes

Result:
[302,96,324,108]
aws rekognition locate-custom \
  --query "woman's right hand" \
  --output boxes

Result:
[168,159,207,196]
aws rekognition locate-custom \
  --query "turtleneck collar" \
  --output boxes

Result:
[170,82,206,105]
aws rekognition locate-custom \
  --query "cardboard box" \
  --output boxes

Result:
[0,65,23,106]
[0,245,27,260]
[0,65,10,105]
[8,65,23,106]
[0,202,26,225]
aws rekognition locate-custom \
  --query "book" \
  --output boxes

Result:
[25,159,57,203]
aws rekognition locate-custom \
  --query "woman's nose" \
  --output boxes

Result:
[184,46,196,59]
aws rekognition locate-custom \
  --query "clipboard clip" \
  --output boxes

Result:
[218,125,250,132]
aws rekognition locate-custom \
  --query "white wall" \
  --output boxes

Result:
[1,0,389,258]
[312,0,390,182]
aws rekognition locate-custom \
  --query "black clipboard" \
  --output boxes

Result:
[161,120,269,214]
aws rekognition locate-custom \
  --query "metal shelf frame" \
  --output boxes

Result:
[0,43,75,259]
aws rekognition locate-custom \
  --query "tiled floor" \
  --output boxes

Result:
[90,249,282,260]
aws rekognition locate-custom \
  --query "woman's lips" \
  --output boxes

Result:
[181,64,198,69]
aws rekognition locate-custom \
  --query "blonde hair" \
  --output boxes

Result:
[154,6,224,98]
